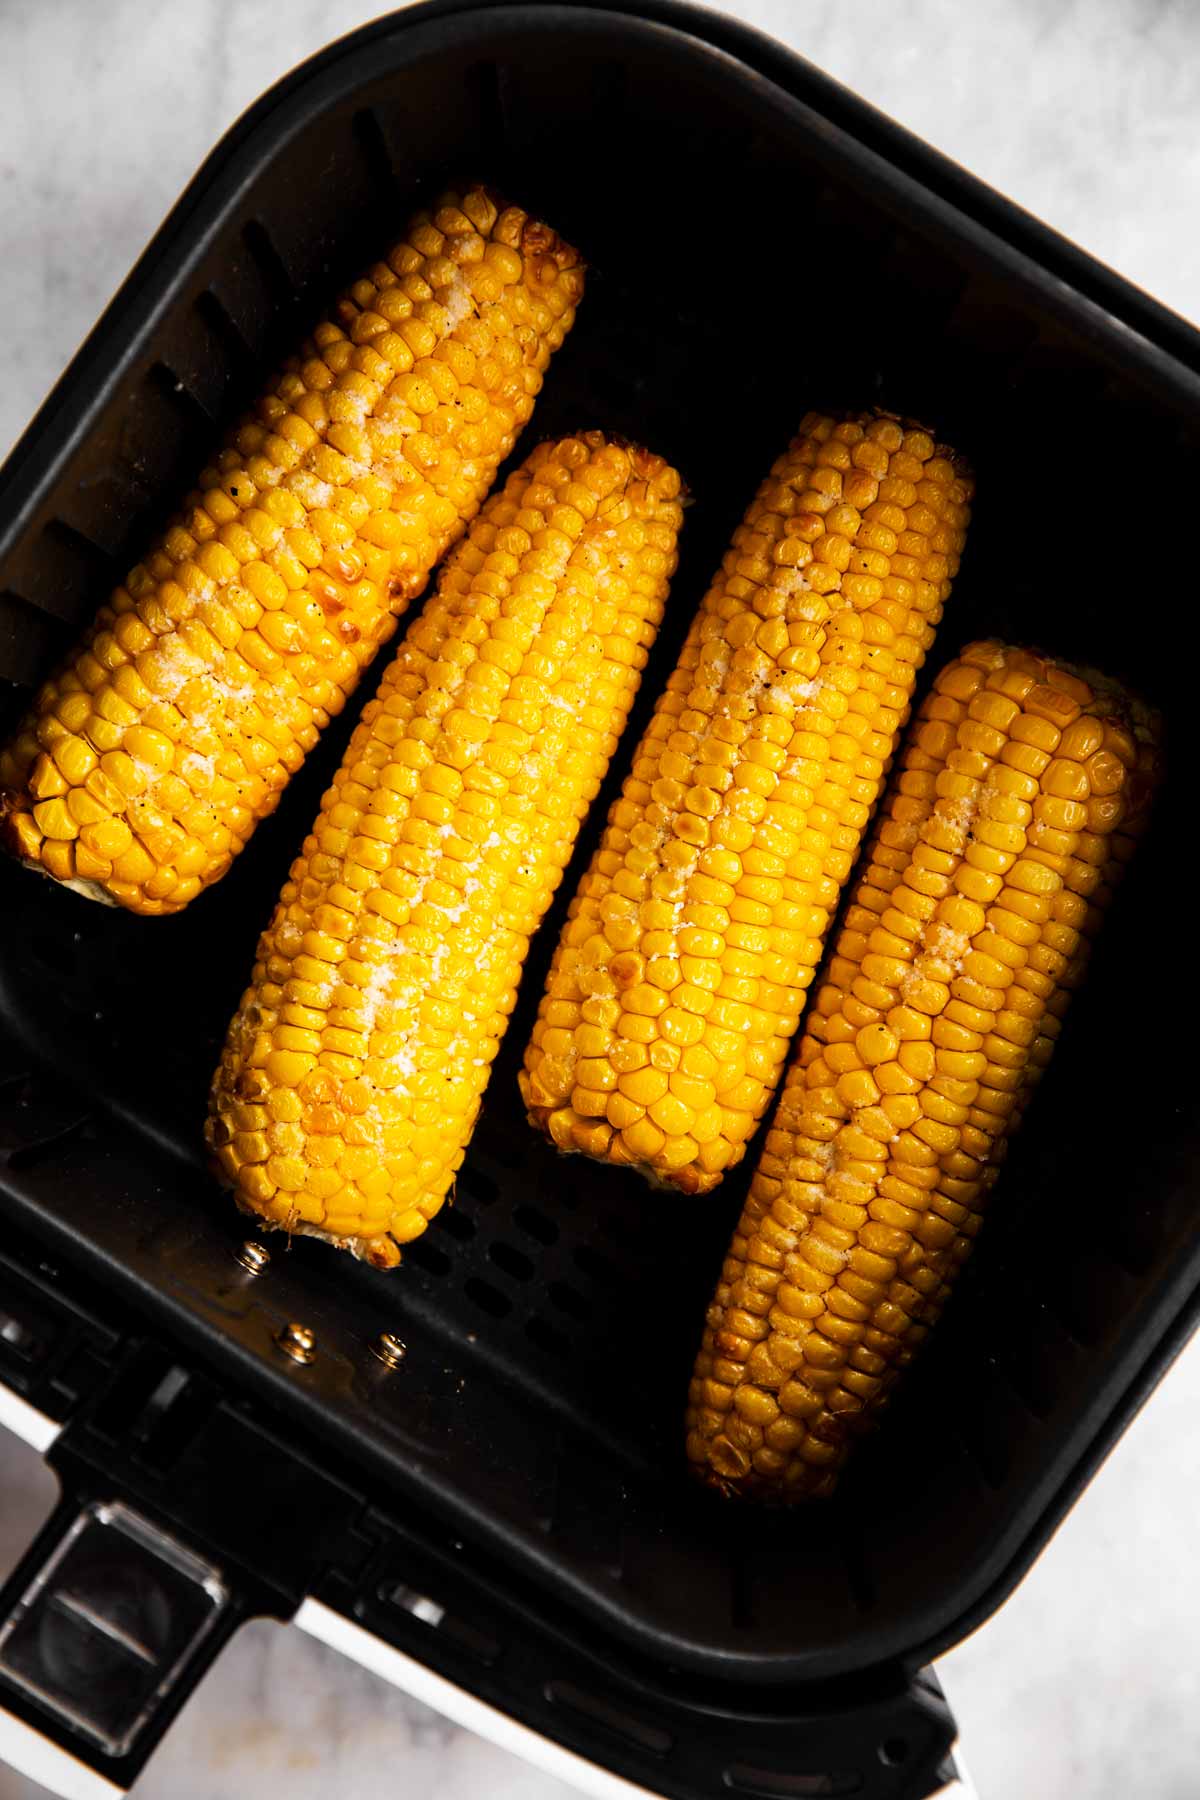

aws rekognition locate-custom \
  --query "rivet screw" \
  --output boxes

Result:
[371,1332,407,1370]
[276,1322,317,1365]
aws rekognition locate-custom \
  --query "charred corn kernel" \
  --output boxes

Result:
[686,641,1160,1500]
[523,411,972,1192]
[208,434,682,1266]
[1,189,583,914]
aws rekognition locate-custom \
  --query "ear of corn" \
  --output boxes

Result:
[520,412,972,1193]
[685,641,1160,1500]
[207,434,683,1267]
[0,189,583,914]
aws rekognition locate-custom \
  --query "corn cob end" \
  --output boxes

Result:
[0,790,121,906]
[224,1175,402,1269]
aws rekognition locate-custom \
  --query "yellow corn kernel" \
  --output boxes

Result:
[32,797,79,841]
[208,433,682,1265]
[686,641,1160,1500]
[1,188,584,915]
[523,410,972,1192]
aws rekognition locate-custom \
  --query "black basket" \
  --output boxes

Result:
[2,4,1198,1795]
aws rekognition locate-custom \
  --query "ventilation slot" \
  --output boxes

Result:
[596,1210,639,1252]
[572,1244,620,1287]
[998,1311,1067,1422]
[548,1281,590,1323]
[524,1316,571,1361]
[724,1764,862,1797]
[951,1368,1024,1491]
[4,1132,85,1177]
[513,1205,556,1246]
[1109,1196,1166,1280]
[0,590,65,685]
[42,519,112,579]
[382,1581,502,1665]
[194,290,256,376]
[458,1164,499,1207]
[430,1206,475,1243]
[471,1115,521,1170]
[544,1680,672,1757]
[404,1237,451,1278]
[488,1242,533,1282]
[463,1277,511,1320]
[1051,1251,1132,1350]
[242,219,294,307]
[148,361,216,427]
[832,1515,876,1616]
[24,520,115,620]
[468,60,508,161]
[729,1552,756,1632]
[352,108,402,203]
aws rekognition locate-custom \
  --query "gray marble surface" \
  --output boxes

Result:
[2,1,1199,1795]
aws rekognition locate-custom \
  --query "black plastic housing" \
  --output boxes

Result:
[1,2,1198,1792]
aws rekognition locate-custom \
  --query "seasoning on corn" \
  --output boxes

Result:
[207,433,683,1267]
[520,411,973,1193]
[685,641,1160,1500]
[0,188,583,915]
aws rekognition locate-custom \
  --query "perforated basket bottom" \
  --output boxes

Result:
[2,2,1199,1686]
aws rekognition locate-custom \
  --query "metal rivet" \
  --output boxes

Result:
[235,1241,271,1275]
[371,1332,407,1370]
[276,1322,317,1365]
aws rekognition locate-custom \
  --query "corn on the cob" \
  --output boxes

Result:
[520,412,972,1193]
[0,189,583,915]
[685,641,1159,1500]
[207,433,683,1267]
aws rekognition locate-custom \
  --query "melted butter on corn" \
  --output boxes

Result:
[521,411,972,1192]
[0,189,583,914]
[685,641,1160,1500]
[207,433,682,1266]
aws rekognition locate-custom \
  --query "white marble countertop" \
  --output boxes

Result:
[2,1,1199,1796]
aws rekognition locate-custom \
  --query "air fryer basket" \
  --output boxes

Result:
[2,2,1199,1794]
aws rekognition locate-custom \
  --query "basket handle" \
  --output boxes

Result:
[0,1391,256,1796]
[0,1384,977,1800]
